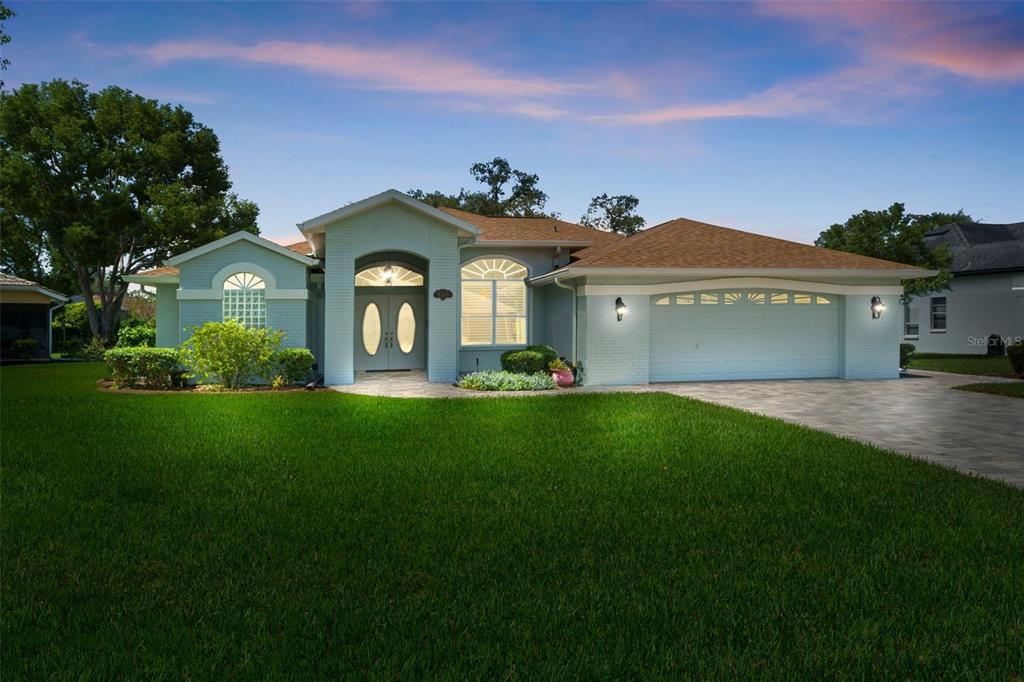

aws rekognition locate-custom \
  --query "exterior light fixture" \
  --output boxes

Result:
[871,296,886,319]
[382,264,394,285]
[615,297,628,321]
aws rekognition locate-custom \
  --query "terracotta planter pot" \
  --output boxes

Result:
[551,368,575,387]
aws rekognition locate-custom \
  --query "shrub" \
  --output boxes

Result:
[500,350,547,374]
[457,370,556,391]
[77,337,108,361]
[180,321,284,389]
[899,343,916,369]
[549,358,568,371]
[263,348,315,385]
[104,347,180,388]
[1008,341,1024,377]
[116,318,156,348]
[10,338,37,358]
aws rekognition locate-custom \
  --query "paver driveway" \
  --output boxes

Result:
[659,371,1024,487]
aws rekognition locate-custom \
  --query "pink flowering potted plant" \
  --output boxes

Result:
[549,358,574,387]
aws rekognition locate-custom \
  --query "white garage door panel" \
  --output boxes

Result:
[650,293,840,382]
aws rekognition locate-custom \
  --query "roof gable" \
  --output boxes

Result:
[298,189,479,237]
[127,240,313,283]
[165,231,318,267]
[572,217,922,271]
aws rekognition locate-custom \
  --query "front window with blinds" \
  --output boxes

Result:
[930,297,947,332]
[222,272,266,328]
[460,258,527,346]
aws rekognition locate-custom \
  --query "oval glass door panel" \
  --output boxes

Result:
[362,303,381,355]
[396,302,416,353]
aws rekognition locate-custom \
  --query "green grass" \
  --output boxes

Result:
[909,352,1017,377]
[953,381,1024,399]
[3,364,1023,679]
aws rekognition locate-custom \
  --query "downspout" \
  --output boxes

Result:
[553,276,576,363]
[48,300,66,359]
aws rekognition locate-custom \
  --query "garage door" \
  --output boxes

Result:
[650,290,840,381]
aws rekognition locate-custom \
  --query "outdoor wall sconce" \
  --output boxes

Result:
[615,297,628,322]
[381,264,394,284]
[871,296,886,319]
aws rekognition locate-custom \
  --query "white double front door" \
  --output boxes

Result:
[355,293,425,371]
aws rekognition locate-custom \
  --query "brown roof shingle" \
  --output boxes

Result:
[439,207,622,247]
[572,217,918,270]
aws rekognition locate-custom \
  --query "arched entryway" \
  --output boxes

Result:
[353,252,427,372]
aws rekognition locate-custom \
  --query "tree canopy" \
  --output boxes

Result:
[0,79,258,341]
[409,156,549,217]
[815,202,970,300]
[580,194,646,235]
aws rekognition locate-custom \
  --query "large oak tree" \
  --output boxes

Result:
[0,79,258,342]
[815,202,969,300]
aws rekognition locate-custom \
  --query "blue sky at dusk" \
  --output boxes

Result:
[6,1,1023,244]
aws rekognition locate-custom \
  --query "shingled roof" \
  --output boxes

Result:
[924,221,1024,274]
[438,207,621,247]
[571,217,919,271]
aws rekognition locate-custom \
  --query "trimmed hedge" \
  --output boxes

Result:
[501,350,546,374]
[266,348,315,384]
[104,347,180,388]
[458,370,556,391]
[1008,341,1024,377]
[500,345,559,374]
[899,343,916,369]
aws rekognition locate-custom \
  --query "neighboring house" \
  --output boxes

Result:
[126,189,930,386]
[903,221,1024,354]
[0,273,67,359]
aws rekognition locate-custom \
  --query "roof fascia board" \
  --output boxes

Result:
[535,266,935,282]
[0,284,68,301]
[123,275,180,285]
[165,231,318,267]
[579,278,905,297]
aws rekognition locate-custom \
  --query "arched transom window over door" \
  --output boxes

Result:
[461,258,528,346]
[222,272,266,328]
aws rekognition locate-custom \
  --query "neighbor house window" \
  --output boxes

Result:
[460,258,527,346]
[223,272,266,328]
[930,297,947,332]
[904,304,919,337]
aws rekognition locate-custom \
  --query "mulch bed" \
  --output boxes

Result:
[96,379,325,394]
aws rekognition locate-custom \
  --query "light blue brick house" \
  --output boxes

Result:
[128,189,932,385]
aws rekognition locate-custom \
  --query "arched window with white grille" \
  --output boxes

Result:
[460,257,528,346]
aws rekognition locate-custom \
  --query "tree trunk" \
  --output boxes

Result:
[74,265,102,340]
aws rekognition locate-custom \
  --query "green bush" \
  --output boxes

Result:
[116,318,156,347]
[104,347,180,388]
[899,343,916,369]
[263,348,315,384]
[500,350,547,374]
[52,302,92,345]
[77,337,108,361]
[500,344,558,371]
[180,321,284,389]
[10,338,38,358]
[1007,341,1024,377]
[457,370,556,391]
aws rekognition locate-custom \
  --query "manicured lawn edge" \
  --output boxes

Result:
[952,382,1024,399]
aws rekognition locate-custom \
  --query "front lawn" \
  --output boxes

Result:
[909,352,1017,377]
[2,364,1022,678]
[953,381,1024,399]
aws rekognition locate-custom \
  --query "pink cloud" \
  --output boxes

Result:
[138,39,589,99]
[590,64,925,125]
[757,1,1024,81]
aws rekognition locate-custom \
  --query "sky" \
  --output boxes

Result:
[5,1,1024,245]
